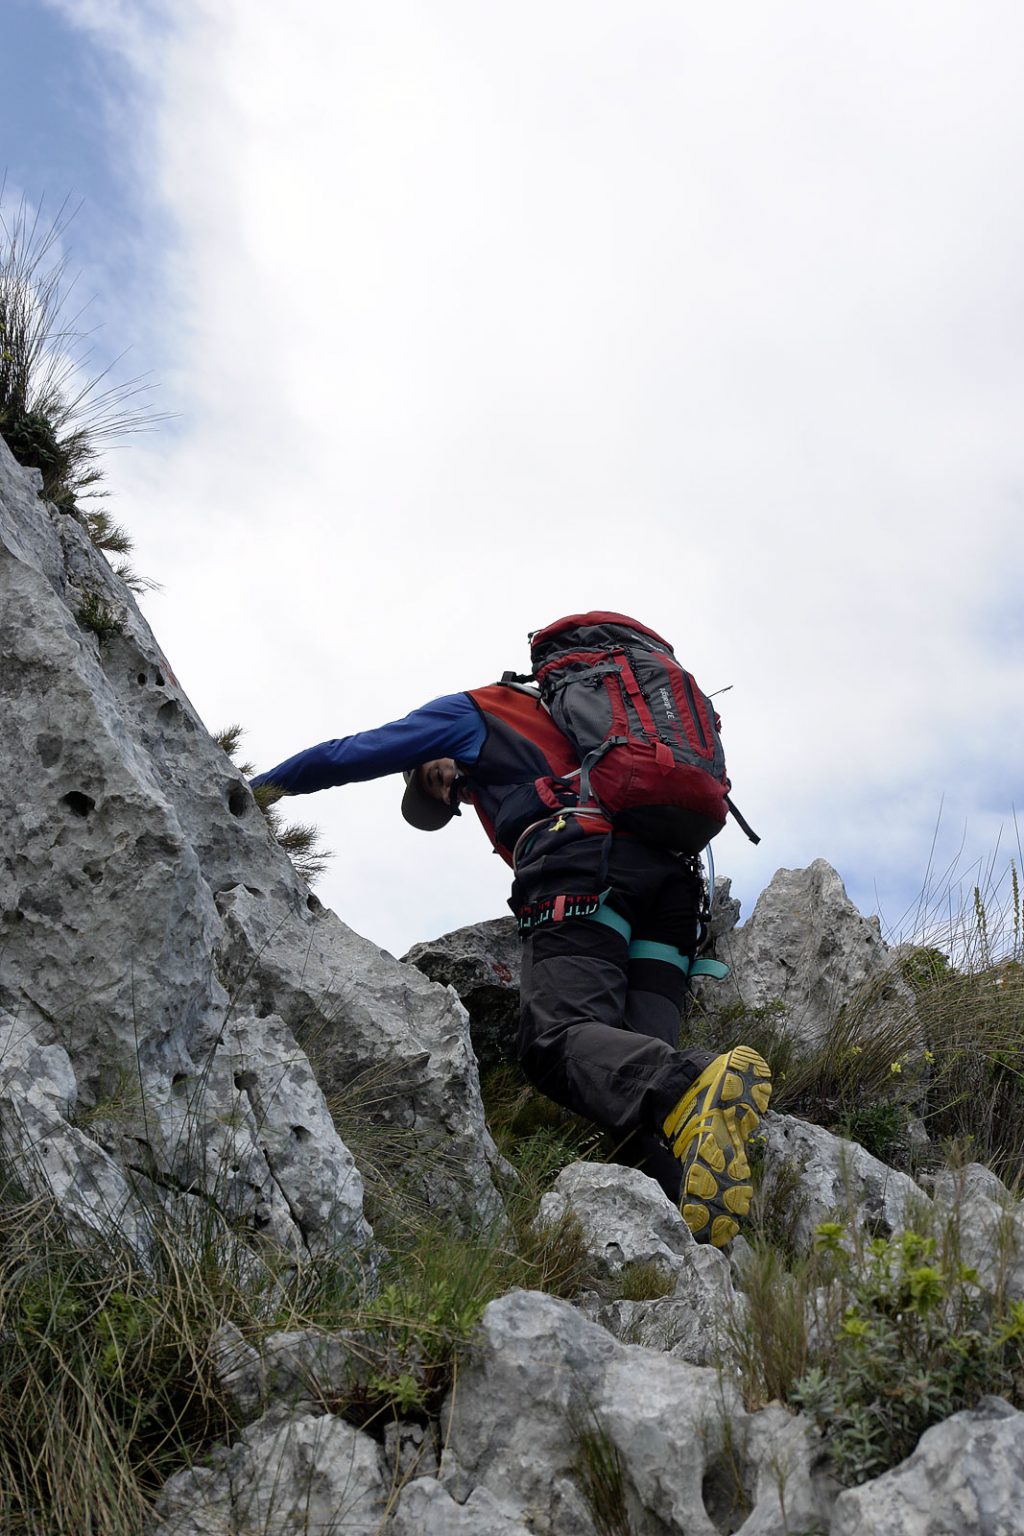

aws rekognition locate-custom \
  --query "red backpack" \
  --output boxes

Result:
[509,611,758,856]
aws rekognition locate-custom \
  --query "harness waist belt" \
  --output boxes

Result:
[516,893,603,934]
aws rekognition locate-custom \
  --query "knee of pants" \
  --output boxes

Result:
[515,1028,576,1113]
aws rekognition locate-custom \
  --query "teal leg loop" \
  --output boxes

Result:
[584,901,632,944]
[626,939,691,975]
[688,957,730,981]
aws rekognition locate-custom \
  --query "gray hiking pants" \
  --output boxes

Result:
[516,836,715,1201]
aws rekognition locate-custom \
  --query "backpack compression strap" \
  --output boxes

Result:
[725,795,760,845]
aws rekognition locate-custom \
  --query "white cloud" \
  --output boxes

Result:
[51,0,1024,953]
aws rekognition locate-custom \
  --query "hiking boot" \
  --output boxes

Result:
[662,1046,772,1248]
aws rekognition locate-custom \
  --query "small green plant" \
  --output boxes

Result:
[76,590,125,645]
[835,1098,910,1166]
[789,1222,1024,1486]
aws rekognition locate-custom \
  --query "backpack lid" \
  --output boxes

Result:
[529,611,675,653]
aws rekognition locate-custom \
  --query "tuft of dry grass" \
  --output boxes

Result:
[0,184,164,583]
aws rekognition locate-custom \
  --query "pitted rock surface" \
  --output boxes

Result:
[439,1289,834,1536]
[0,1013,151,1253]
[715,859,913,1045]
[149,1406,387,1536]
[538,1160,740,1363]
[0,432,499,1252]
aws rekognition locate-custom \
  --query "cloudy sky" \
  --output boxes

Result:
[5,0,1023,957]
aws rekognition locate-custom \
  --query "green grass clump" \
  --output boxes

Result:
[0,1188,249,1534]
[898,957,1024,1186]
[570,1400,636,1536]
[76,590,126,646]
[617,1261,676,1302]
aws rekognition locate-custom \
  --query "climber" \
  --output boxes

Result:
[252,667,770,1249]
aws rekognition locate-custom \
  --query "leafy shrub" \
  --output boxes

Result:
[728,1213,1024,1491]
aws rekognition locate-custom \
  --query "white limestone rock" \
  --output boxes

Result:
[715,859,913,1046]
[149,1407,387,1535]
[930,1161,1015,1207]
[762,1112,929,1252]
[830,1397,1024,1536]
[210,1322,386,1424]
[439,1289,834,1536]
[538,1160,740,1363]
[928,1165,1024,1302]
[383,1420,439,1486]
[389,1479,534,1534]
[0,1012,151,1253]
[0,430,501,1250]
[538,1161,696,1278]
[216,886,503,1229]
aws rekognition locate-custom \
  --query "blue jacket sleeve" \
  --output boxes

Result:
[250,693,486,796]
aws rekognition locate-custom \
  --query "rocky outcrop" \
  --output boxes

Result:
[434,1289,835,1536]
[150,1406,389,1536]
[9,427,1024,1536]
[0,434,501,1255]
[538,1160,741,1362]
[761,1111,929,1252]
[928,1163,1024,1302]
[715,859,913,1045]
[830,1397,1024,1535]
[404,915,522,1070]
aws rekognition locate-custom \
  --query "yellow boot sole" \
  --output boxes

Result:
[663,1046,772,1248]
